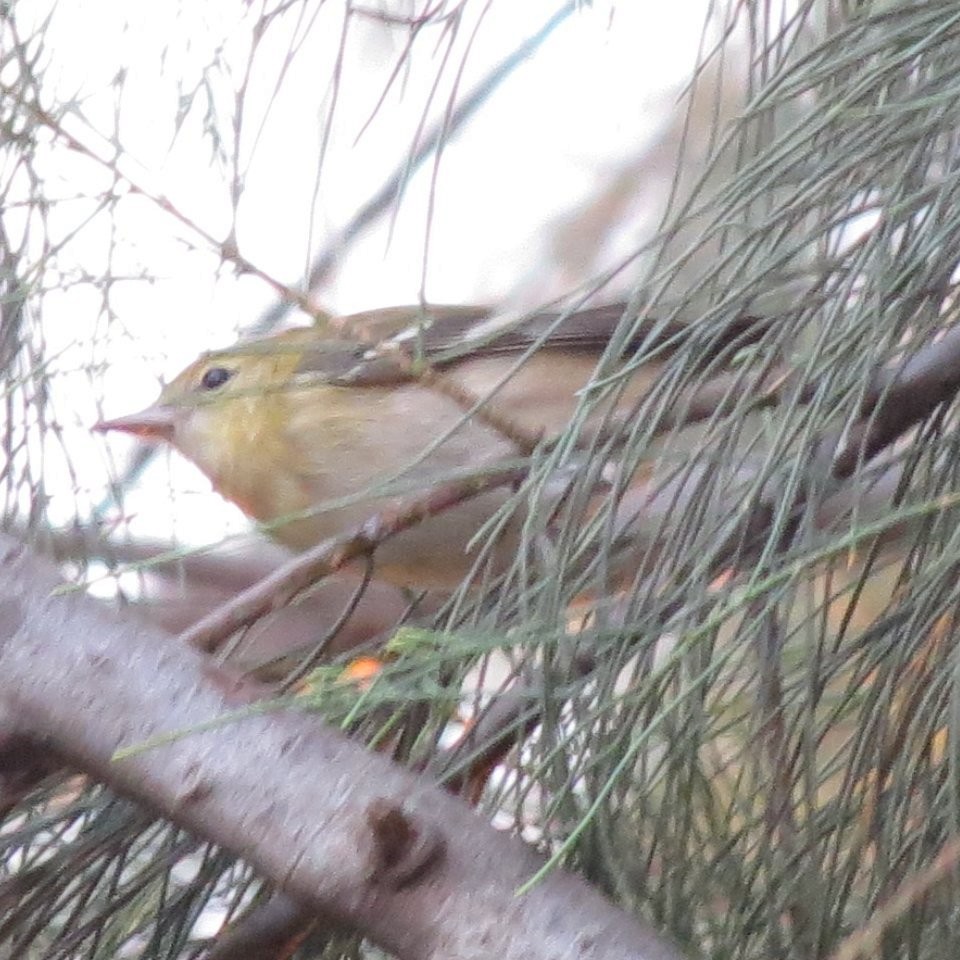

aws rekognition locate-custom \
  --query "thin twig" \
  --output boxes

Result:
[179,463,526,654]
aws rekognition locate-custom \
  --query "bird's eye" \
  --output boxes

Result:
[200,366,234,391]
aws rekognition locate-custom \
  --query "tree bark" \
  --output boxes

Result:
[0,534,683,960]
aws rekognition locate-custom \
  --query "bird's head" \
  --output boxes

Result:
[93,331,322,484]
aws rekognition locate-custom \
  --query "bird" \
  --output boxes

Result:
[94,302,762,589]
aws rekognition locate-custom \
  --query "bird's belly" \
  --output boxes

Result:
[261,481,521,590]
[242,384,525,588]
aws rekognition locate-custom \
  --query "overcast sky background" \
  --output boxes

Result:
[8,0,717,550]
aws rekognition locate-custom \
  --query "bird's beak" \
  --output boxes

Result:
[93,403,176,441]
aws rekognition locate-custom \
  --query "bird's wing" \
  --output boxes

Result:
[292,302,769,388]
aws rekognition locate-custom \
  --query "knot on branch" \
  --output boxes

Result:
[0,729,60,817]
[173,761,215,807]
[364,797,444,889]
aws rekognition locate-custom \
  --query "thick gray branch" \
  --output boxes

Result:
[0,534,682,960]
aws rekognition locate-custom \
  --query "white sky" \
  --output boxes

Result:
[5,0,716,547]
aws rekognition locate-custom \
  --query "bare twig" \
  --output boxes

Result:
[0,92,328,321]
[179,463,526,654]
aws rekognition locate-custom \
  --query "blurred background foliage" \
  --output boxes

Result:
[4,0,960,958]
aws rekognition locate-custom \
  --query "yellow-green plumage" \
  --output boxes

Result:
[98,302,754,588]
[147,326,523,587]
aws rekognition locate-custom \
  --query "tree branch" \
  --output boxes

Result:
[0,534,683,960]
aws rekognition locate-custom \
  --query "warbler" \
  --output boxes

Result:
[95,303,760,589]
